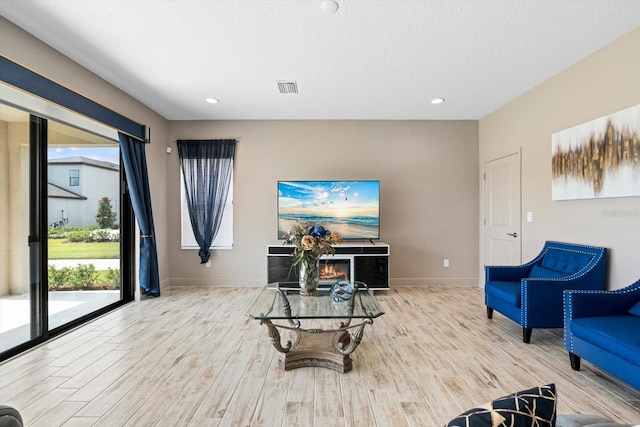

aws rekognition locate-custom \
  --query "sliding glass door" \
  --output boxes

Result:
[47,120,124,330]
[0,101,134,360]
[0,104,38,352]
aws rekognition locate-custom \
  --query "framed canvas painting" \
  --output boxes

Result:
[552,104,640,200]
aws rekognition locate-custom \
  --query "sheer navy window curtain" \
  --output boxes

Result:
[119,133,161,296]
[177,139,236,263]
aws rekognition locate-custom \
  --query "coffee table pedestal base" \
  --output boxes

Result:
[279,329,353,373]
[260,319,371,373]
[279,353,352,373]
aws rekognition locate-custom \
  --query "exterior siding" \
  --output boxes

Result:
[48,157,119,228]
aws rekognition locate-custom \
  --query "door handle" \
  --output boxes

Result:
[506,232,518,238]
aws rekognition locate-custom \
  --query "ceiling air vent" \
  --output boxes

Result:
[277,80,298,94]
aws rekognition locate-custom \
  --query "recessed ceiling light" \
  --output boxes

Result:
[431,98,445,105]
[205,98,219,104]
[321,0,339,14]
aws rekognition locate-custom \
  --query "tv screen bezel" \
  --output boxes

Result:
[277,179,381,241]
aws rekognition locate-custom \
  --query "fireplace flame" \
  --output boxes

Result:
[320,262,349,281]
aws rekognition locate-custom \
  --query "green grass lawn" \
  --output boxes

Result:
[48,240,119,259]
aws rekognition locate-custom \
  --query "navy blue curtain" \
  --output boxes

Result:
[177,139,236,263]
[118,133,161,296]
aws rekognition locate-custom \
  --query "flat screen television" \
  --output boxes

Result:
[277,180,380,240]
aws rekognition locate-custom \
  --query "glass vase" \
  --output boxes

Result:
[299,259,320,296]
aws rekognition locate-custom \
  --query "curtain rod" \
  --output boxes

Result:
[173,138,241,142]
[0,55,147,141]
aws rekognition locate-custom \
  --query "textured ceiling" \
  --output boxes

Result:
[1,0,640,120]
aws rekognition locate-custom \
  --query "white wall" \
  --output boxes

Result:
[1,17,172,289]
[167,120,480,287]
[0,19,481,290]
[479,27,640,290]
[12,17,635,291]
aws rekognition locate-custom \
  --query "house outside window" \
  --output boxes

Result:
[69,169,79,186]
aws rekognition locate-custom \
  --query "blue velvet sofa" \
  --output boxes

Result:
[484,241,607,343]
[564,279,640,390]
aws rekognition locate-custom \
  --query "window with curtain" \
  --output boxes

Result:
[178,140,236,259]
[180,173,233,249]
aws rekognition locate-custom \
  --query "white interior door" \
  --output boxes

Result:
[484,152,521,266]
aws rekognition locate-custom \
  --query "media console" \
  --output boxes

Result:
[267,242,390,290]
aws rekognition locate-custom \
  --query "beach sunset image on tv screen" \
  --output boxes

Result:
[278,180,380,240]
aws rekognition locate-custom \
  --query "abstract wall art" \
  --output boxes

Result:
[552,104,640,200]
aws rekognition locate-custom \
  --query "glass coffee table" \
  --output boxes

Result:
[246,282,385,373]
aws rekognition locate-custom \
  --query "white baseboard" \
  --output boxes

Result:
[168,278,265,287]
[164,277,481,288]
[390,278,480,287]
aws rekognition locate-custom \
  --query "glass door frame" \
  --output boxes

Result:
[30,115,46,341]
[0,57,143,362]
[0,112,135,362]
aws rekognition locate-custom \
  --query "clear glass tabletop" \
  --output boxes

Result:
[246,283,385,320]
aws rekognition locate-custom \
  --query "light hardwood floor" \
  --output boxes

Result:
[1,286,639,426]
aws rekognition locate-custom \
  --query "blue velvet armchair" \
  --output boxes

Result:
[484,241,607,343]
[564,279,640,390]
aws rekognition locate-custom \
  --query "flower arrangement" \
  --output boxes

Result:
[282,220,343,294]
[282,220,343,268]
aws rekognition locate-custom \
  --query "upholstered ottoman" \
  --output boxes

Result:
[556,414,635,427]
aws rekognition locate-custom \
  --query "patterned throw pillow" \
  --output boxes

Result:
[445,383,557,427]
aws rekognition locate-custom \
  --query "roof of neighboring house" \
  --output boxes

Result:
[48,156,119,172]
[48,183,87,199]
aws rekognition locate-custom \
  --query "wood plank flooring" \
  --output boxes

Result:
[1,286,639,426]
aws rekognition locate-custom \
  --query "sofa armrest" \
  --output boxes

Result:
[556,414,632,426]
[564,286,640,319]
[485,264,533,282]
[0,405,23,427]
[522,278,599,327]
